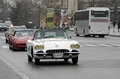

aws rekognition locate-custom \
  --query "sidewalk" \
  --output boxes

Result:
[69,26,120,37]
[109,27,120,37]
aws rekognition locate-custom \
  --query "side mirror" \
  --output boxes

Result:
[10,34,14,36]
[12,34,14,36]
[11,32,15,36]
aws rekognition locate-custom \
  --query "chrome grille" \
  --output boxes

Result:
[46,49,69,54]
[17,44,26,46]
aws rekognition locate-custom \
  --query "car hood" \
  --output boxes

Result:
[15,36,33,43]
[35,38,78,44]
[33,38,79,50]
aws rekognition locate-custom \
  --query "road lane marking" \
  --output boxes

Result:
[2,46,9,48]
[1,37,5,39]
[80,44,120,47]
[0,56,30,79]
[97,44,112,47]
[84,44,98,47]
[111,44,120,47]
[79,45,84,47]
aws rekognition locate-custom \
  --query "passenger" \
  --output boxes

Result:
[62,22,65,30]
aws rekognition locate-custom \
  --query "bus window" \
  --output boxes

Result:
[91,10,94,15]
[91,11,109,17]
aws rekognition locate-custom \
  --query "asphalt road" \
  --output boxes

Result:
[0,31,120,79]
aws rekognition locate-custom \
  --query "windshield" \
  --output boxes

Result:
[34,29,68,40]
[0,23,5,26]
[15,30,33,37]
[9,26,26,33]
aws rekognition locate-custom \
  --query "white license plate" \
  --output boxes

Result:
[53,53,63,58]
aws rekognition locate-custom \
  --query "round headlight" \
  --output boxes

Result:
[71,44,75,49]
[74,44,80,49]
[40,45,44,49]
[70,44,80,49]
[35,45,40,49]
[35,45,44,50]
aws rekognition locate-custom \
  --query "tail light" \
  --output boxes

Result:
[88,26,91,29]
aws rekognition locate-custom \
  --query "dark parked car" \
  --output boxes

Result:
[5,26,27,43]
[0,23,8,31]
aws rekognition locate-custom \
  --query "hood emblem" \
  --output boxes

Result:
[55,45,59,48]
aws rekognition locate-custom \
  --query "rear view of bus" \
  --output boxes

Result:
[89,7,110,37]
[74,7,110,38]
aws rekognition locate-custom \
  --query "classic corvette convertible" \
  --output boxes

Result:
[27,29,80,65]
[9,29,34,51]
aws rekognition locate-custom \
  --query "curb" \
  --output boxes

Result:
[108,35,120,37]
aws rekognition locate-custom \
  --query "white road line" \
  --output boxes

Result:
[84,44,98,47]
[0,41,4,43]
[1,37,5,39]
[111,44,120,47]
[80,44,113,47]
[2,46,9,49]
[97,44,112,47]
[0,56,30,79]
[79,45,85,47]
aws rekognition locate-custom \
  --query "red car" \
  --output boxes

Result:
[5,26,27,44]
[9,29,34,51]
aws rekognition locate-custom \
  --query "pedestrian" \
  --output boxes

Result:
[117,21,120,32]
[62,22,65,30]
[113,21,116,32]
[117,14,120,32]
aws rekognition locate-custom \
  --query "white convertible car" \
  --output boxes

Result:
[26,29,80,65]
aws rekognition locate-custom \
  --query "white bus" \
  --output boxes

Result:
[74,7,110,37]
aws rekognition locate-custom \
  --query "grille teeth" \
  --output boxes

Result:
[46,49,69,54]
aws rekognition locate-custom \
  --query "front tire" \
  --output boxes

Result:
[5,39,8,43]
[9,44,12,50]
[11,43,16,51]
[99,35,105,38]
[34,58,40,65]
[76,29,79,36]
[28,55,32,62]
[72,57,78,64]
[64,58,69,62]
[76,34,79,36]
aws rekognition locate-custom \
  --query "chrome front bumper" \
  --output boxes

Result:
[33,52,80,59]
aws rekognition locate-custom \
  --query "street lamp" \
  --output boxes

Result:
[89,0,91,7]
[37,1,42,29]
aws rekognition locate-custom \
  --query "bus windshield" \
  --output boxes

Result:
[91,11,109,17]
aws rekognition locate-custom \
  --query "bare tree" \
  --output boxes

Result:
[10,0,38,27]
[0,0,10,22]
[77,0,86,10]
[109,0,120,21]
